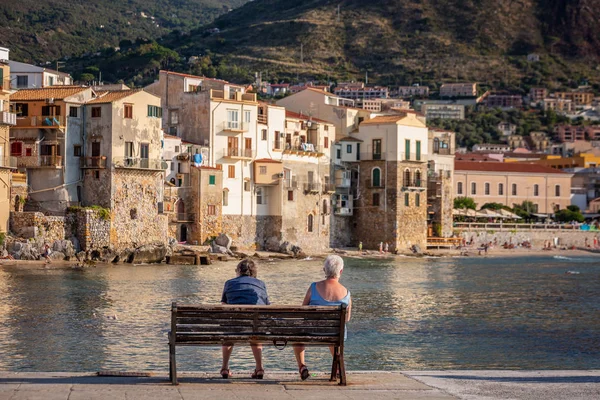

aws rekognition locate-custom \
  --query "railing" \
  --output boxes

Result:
[0,156,17,168]
[403,180,425,188]
[17,155,64,168]
[334,207,353,216]
[454,222,591,231]
[284,143,323,154]
[113,157,166,170]
[433,148,451,155]
[0,111,16,126]
[0,78,10,92]
[283,178,298,189]
[303,183,321,193]
[15,115,66,128]
[322,183,336,193]
[359,152,386,161]
[80,156,107,168]
[210,89,257,102]
[171,213,196,222]
[428,170,452,180]
[223,147,255,159]
[365,178,385,188]
[402,152,425,162]
[220,121,248,132]
[257,114,267,124]
[176,153,190,161]
[336,178,351,188]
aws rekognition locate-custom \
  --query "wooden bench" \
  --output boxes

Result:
[169,302,348,385]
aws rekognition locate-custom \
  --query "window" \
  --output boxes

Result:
[373,193,380,207]
[323,199,328,215]
[356,143,360,160]
[170,162,175,171]
[223,190,228,206]
[15,103,28,116]
[207,205,216,215]
[174,145,180,153]
[512,183,517,196]
[244,181,250,191]
[73,145,82,157]
[227,109,239,129]
[94,170,100,180]
[170,110,179,124]
[259,166,267,175]
[336,147,341,159]
[124,142,133,158]
[324,125,329,131]
[148,105,162,117]
[209,175,216,185]
[457,182,463,195]
[261,129,267,141]
[244,110,251,123]
[42,105,60,116]
[324,137,329,149]
[405,139,411,160]
[16,75,28,88]
[347,144,352,154]
[307,214,314,233]
[415,193,420,207]
[25,148,32,156]
[256,187,265,205]
[404,193,410,207]
[48,76,54,86]
[69,107,79,118]
[471,182,477,195]
[91,107,101,118]
[555,185,561,197]
[124,104,133,119]
[534,184,539,196]
[485,182,490,195]
[498,183,504,196]
[404,169,411,187]
[130,208,138,219]
[416,140,421,161]
[228,165,235,178]
[10,141,23,157]
[288,190,294,201]
[372,167,381,187]
[140,143,149,159]
[415,170,422,187]
[274,131,281,149]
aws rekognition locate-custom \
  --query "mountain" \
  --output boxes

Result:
[0,0,248,63]
[171,0,600,88]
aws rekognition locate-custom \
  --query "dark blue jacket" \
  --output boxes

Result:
[221,276,270,305]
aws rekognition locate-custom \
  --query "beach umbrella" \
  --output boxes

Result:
[497,209,522,219]
[478,209,503,218]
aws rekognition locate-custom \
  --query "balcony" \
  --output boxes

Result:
[359,152,386,161]
[16,155,63,168]
[15,115,66,129]
[113,157,166,171]
[0,111,16,126]
[177,153,190,161]
[283,178,298,189]
[170,213,196,223]
[365,178,385,189]
[80,156,107,169]
[322,183,336,193]
[336,178,351,188]
[334,207,353,216]
[210,89,257,102]
[0,156,17,169]
[257,114,268,124]
[402,152,426,163]
[222,147,254,160]
[220,121,248,133]
[0,78,10,93]
[402,180,426,191]
[433,148,451,155]
[284,143,323,156]
[303,182,321,193]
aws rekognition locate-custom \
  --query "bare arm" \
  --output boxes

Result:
[346,297,352,322]
[301,287,311,306]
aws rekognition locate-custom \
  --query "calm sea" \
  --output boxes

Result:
[0,255,598,372]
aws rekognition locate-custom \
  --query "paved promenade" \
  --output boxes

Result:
[1,370,600,399]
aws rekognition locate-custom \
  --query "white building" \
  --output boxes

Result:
[8,61,73,89]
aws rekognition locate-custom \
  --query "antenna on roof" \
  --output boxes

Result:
[337,4,341,22]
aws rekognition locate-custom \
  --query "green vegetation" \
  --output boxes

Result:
[454,197,477,210]
[554,205,585,223]
[480,202,507,211]
[0,232,5,247]
[67,205,111,221]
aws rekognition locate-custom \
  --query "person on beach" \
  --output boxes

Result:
[384,242,389,253]
[358,241,363,251]
[42,244,51,264]
[594,236,598,248]
[293,255,351,381]
[379,242,383,253]
[220,259,270,379]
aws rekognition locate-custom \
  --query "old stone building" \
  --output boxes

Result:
[427,129,455,238]
[82,89,167,249]
[0,54,17,233]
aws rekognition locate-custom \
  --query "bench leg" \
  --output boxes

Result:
[169,344,178,385]
[329,346,339,382]
[338,348,347,386]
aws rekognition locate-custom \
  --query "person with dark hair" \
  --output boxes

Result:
[220,259,270,379]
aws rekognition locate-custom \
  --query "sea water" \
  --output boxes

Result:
[0,255,598,372]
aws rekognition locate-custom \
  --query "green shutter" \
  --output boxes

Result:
[416,141,421,161]
[209,175,216,185]
[405,139,410,160]
[404,193,409,206]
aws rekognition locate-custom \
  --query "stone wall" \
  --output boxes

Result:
[457,229,600,249]
[76,209,110,251]
[10,212,76,242]
[222,215,282,250]
[82,168,112,209]
[330,214,354,248]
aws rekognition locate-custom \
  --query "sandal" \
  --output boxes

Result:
[251,368,264,379]
[220,368,232,379]
[299,364,309,381]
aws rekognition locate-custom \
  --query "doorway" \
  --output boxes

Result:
[180,225,188,243]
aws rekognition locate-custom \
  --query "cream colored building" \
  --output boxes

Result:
[440,83,477,98]
[428,129,455,237]
[454,161,573,214]
[0,58,16,233]
[542,98,574,113]
[9,60,73,89]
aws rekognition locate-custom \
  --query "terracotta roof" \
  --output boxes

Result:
[360,115,409,125]
[159,70,244,87]
[254,158,282,164]
[285,110,332,124]
[455,161,569,174]
[10,86,90,101]
[338,136,363,142]
[86,89,143,104]
[163,134,180,140]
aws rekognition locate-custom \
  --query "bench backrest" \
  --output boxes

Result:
[171,303,347,346]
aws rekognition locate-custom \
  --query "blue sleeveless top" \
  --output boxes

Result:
[309,282,350,340]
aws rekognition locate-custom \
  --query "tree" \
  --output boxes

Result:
[481,202,504,210]
[78,73,95,83]
[454,197,477,210]
[555,208,584,223]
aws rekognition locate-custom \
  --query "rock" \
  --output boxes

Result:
[411,244,422,254]
[264,237,281,252]
[114,248,134,264]
[69,237,81,253]
[99,248,118,263]
[11,242,23,253]
[296,251,308,259]
[214,233,233,249]
[130,243,167,264]
[290,245,302,257]
[168,237,177,246]
[76,251,87,262]
[211,243,233,255]
[49,251,65,260]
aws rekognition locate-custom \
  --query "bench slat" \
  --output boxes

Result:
[176,312,341,321]
[176,305,341,312]
[177,319,340,327]
[176,326,340,335]
[175,334,340,344]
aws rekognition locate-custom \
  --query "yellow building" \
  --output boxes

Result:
[525,153,600,170]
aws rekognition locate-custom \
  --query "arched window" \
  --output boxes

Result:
[415,170,422,187]
[471,182,477,195]
[404,193,410,207]
[555,185,561,197]
[457,182,463,195]
[177,199,185,214]
[415,193,420,207]
[223,189,229,206]
[533,184,539,197]
[498,183,504,196]
[403,169,411,187]
[433,137,440,152]
[372,167,381,187]
[484,182,490,195]
[307,214,314,233]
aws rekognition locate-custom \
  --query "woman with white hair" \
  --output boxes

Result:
[293,254,352,380]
